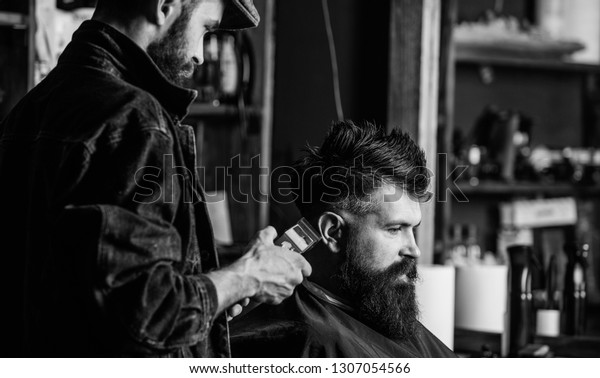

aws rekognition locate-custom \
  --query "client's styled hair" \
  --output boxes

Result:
[293,120,431,219]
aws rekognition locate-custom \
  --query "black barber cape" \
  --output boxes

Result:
[230,281,457,358]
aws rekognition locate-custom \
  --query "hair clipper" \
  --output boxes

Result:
[274,218,321,254]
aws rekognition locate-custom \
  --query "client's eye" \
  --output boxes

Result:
[388,227,401,235]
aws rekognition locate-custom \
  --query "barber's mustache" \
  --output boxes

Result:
[180,62,195,78]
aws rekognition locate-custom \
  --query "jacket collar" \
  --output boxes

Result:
[58,20,197,120]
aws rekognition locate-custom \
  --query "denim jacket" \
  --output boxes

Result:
[0,20,229,357]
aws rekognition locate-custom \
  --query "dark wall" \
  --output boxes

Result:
[269,0,390,227]
[454,65,583,148]
[0,0,30,120]
[271,0,390,166]
[0,0,29,13]
[457,0,535,23]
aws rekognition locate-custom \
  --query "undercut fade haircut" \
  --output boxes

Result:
[292,121,431,219]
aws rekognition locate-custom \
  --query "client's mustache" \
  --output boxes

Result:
[384,257,418,282]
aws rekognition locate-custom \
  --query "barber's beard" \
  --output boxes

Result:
[339,240,420,340]
[147,11,196,87]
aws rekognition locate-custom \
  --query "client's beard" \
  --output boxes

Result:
[338,240,420,340]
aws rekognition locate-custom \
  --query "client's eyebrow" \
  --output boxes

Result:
[383,220,422,228]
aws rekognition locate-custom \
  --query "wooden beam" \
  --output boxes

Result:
[387,0,423,137]
[388,0,442,265]
[436,0,458,263]
[259,0,276,229]
[28,0,35,90]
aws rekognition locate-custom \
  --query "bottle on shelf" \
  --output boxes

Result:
[505,244,534,357]
[535,254,561,337]
[591,150,600,184]
[466,145,482,186]
[192,33,220,104]
[465,223,482,264]
[563,242,588,335]
[219,34,240,102]
[446,224,467,266]
[191,31,252,107]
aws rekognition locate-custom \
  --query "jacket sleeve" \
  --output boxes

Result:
[56,109,219,353]
[96,203,218,351]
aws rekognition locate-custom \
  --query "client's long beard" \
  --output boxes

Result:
[339,243,420,340]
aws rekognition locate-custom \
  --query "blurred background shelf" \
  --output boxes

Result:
[457,181,600,197]
[0,1,35,119]
[188,103,261,119]
[0,11,27,28]
[456,53,600,74]
[436,0,600,347]
[454,322,600,358]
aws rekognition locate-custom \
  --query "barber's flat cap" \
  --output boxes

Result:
[220,0,260,30]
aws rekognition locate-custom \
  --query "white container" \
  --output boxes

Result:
[416,265,456,350]
[454,265,508,334]
[536,0,600,63]
[536,0,565,39]
[536,309,561,337]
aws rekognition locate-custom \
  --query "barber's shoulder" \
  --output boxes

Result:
[99,87,173,144]
[122,87,170,133]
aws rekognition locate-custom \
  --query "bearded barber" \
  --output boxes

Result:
[0,0,310,357]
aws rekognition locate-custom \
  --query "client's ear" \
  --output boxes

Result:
[317,212,345,253]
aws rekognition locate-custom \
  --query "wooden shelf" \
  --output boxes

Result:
[187,103,261,118]
[456,52,600,74]
[454,326,600,358]
[0,11,27,28]
[457,180,600,197]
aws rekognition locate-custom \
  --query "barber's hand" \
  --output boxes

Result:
[235,226,312,305]
[227,298,250,320]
